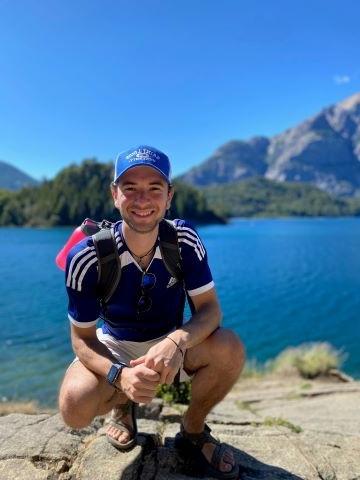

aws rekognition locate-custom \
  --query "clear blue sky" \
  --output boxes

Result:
[1,0,359,180]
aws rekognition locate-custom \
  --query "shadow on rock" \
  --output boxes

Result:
[234,447,305,480]
[117,434,305,480]
[119,432,162,480]
[160,437,306,480]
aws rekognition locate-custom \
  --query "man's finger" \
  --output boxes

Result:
[130,392,156,403]
[141,366,161,381]
[165,369,178,386]
[159,368,168,385]
[133,381,159,392]
[130,356,146,366]
[144,357,156,369]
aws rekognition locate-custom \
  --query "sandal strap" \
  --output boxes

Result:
[109,418,134,436]
[109,401,137,435]
[211,442,230,471]
[180,423,217,449]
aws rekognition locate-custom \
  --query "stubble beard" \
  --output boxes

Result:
[120,209,165,235]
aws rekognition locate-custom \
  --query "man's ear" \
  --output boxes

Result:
[166,185,174,210]
[110,183,119,207]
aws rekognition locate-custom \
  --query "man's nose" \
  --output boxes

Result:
[134,189,149,202]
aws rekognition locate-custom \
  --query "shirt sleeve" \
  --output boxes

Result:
[65,237,100,327]
[175,219,214,297]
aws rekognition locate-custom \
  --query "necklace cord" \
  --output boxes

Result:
[127,241,157,261]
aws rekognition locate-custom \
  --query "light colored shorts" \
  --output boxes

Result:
[71,328,191,382]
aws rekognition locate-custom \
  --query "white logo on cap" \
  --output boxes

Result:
[126,148,160,163]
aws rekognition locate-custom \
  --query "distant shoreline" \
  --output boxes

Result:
[3,214,360,229]
[0,342,355,410]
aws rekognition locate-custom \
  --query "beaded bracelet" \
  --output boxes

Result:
[166,336,185,357]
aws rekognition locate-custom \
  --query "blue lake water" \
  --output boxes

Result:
[1,218,360,406]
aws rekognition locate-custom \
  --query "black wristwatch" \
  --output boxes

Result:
[106,362,128,388]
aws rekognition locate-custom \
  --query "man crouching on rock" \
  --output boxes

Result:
[59,145,245,480]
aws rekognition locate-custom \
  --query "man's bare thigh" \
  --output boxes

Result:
[183,327,243,374]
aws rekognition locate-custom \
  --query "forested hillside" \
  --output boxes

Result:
[0,159,224,226]
[202,177,360,217]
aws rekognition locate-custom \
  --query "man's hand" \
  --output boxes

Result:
[119,364,160,404]
[129,337,184,385]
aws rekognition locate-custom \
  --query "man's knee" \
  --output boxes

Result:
[58,382,95,429]
[210,328,246,373]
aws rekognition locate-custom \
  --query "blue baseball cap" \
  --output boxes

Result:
[114,145,171,184]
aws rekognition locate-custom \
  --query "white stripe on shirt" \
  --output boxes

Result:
[115,230,123,249]
[178,237,203,261]
[66,246,96,288]
[77,256,98,291]
[178,231,205,258]
[70,250,97,290]
[68,314,98,328]
[176,226,205,255]
[187,280,215,297]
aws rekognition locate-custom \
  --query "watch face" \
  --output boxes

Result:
[108,364,120,385]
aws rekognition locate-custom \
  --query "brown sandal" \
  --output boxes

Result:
[174,423,239,479]
[106,401,137,451]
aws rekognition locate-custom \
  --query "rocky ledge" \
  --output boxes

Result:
[1,375,359,480]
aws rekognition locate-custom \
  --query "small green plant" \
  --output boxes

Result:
[235,400,258,415]
[300,382,312,390]
[156,381,191,404]
[269,342,344,379]
[263,416,302,434]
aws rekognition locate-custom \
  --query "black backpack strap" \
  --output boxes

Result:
[159,219,190,355]
[158,219,196,314]
[158,219,183,282]
[92,226,121,304]
[159,219,187,388]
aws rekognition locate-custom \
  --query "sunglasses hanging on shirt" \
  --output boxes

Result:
[137,272,156,314]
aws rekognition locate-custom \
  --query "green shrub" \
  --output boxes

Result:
[269,342,344,379]
[156,381,191,404]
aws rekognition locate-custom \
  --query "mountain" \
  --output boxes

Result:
[179,92,360,196]
[0,160,39,191]
[181,137,269,186]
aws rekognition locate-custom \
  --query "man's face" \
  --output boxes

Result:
[111,166,173,234]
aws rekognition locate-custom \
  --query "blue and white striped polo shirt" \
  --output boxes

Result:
[65,219,214,341]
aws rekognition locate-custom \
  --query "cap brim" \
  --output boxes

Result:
[114,163,170,184]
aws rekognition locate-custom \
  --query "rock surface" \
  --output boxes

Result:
[1,376,359,480]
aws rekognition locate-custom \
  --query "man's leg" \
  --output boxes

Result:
[59,361,133,444]
[182,328,245,473]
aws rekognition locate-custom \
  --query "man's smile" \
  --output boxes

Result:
[131,209,155,218]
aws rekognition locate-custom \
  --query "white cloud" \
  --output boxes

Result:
[334,75,351,85]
